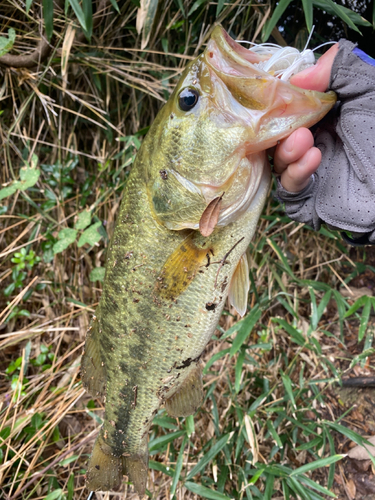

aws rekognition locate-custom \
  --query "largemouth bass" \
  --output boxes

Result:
[82,26,336,495]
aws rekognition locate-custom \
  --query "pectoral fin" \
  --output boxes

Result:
[165,363,204,417]
[81,316,106,398]
[157,233,212,300]
[228,252,250,317]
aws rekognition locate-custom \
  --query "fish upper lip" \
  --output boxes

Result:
[204,25,270,78]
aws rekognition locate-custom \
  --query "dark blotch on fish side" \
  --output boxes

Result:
[159,169,168,180]
[175,355,201,370]
[205,302,216,311]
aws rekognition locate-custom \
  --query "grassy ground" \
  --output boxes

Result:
[1,1,375,499]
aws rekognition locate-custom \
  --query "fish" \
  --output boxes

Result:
[81,25,336,495]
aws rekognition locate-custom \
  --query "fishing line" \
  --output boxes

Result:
[236,27,337,81]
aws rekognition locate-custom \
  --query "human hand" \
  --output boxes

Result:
[273,43,339,192]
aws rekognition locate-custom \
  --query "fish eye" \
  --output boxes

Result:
[178,88,199,111]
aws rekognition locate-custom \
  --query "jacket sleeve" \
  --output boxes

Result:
[276,39,375,242]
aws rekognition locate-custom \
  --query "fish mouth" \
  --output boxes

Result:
[204,25,337,152]
[206,26,271,73]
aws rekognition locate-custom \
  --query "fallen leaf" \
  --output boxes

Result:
[351,409,364,422]
[199,193,224,237]
[346,478,356,499]
[348,435,375,460]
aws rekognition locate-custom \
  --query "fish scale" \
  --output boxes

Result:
[81,25,336,495]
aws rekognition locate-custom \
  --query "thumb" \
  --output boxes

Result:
[290,43,339,92]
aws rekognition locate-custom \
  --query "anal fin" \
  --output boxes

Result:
[165,363,203,417]
[228,252,250,317]
[81,316,106,398]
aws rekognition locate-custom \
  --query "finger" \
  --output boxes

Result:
[290,43,339,92]
[279,147,321,192]
[273,128,314,174]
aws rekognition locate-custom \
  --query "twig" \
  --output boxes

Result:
[214,237,244,288]
[342,377,375,388]
[0,0,109,69]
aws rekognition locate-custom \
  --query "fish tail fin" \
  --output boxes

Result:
[86,434,123,491]
[122,441,148,496]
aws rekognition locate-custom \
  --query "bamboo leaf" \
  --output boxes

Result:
[358,297,371,342]
[235,348,246,393]
[42,0,54,41]
[170,435,187,496]
[68,0,87,31]
[82,0,93,39]
[175,0,185,17]
[313,0,371,27]
[184,481,233,500]
[26,0,33,13]
[262,0,292,42]
[314,0,361,33]
[298,475,337,497]
[149,430,185,452]
[281,373,296,410]
[272,318,305,347]
[109,0,120,13]
[216,0,225,17]
[203,348,230,374]
[188,0,207,17]
[316,290,332,325]
[302,0,313,31]
[290,454,344,476]
[267,238,296,279]
[230,305,261,356]
[344,295,369,317]
[266,420,283,449]
[185,415,195,437]
[45,490,63,500]
[186,433,230,480]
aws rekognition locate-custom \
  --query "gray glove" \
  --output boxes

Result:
[276,39,375,245]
